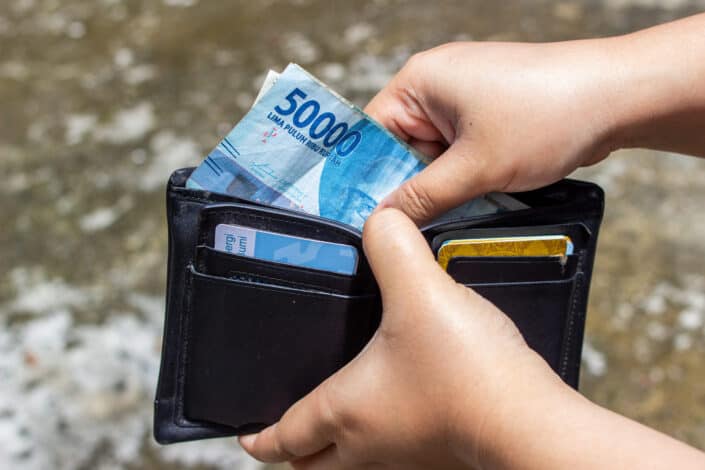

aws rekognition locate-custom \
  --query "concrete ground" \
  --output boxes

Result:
[1,0,704,468]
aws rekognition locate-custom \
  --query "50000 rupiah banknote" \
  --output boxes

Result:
[187,63,524,230]
[187,63,432,230]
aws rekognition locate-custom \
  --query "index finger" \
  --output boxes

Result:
[364,65,448,146]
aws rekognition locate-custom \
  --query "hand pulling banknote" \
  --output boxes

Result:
[187,63,527,230]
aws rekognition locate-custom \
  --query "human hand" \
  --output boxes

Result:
[368,12,705,225]
[365,39,621,224]
[239,208,569,469]
[238,17,705,469]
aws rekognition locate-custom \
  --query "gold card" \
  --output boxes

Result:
[437,235,573,270]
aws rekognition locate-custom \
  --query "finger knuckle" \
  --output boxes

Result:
[268,426,294,461]
[362,208,407,254]
[406,43,458,68]
[362,208,383,237]
[363,205,397,234]
[404,51,428,71]
[397,178,436,222]
[453,146,495,194]
[361,212,382,251]
[320,380,360,439]
[318,381,344,437]
[430,42,465,61]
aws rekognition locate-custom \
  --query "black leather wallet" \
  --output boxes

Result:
[154,167,604,444]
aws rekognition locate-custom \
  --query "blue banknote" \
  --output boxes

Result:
[187,63,431,230]
[187,64,527,229]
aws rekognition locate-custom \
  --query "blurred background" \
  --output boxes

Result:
[2,0,705,468]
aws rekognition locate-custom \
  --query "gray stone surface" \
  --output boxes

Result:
[1,0,704,468]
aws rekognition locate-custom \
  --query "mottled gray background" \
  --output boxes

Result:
[2,0,705,469]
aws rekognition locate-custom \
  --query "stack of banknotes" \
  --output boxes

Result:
[187,63,524,231]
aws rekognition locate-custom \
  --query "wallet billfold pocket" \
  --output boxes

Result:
[154,167,604,444]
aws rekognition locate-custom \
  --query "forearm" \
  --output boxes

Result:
[492,385,704,469]
[605,13,705,156]
[454,367,705,470]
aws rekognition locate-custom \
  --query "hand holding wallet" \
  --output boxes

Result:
[238,208,592,469]
[153,168,603,444]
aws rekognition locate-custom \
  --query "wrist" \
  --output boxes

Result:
[600,32,671,151]
[447,351,580,470]
[481,364,582,470]
[599,16,705,154]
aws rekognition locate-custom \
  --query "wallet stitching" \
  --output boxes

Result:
[172,193,225,205]
[559,251,586,378]
[160,196,221,434]
[174,267,199,428]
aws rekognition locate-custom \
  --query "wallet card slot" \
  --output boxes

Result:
[196,202,376,290]
[182,267,380,431]
[468,274,580,375]
[428,223,591,255]
[447,254,578,284]
[194,245,359,295]
[198,203,363,248]
[423,180,604,240]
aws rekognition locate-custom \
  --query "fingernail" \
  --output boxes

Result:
[239,433,258,449]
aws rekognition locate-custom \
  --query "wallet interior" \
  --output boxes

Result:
[154,167,604,444]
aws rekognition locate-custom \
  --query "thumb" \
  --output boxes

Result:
[362,208,451,307]
[380,141,491,225]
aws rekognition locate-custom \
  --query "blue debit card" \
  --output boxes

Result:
[214,223,358,275]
